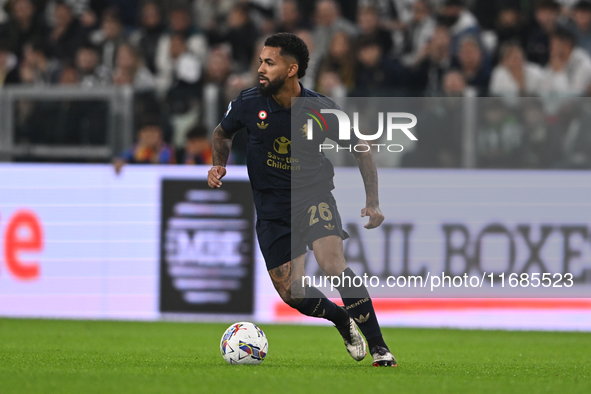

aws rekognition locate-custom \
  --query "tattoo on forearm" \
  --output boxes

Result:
[212,124,235,166]
[354,139,379,206]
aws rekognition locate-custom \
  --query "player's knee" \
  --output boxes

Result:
[318,256,346,277]
[315,250,346,276]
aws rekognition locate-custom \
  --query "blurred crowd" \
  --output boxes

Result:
[1,0,591,168]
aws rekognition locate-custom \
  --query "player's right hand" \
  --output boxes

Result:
[208,166,226,188]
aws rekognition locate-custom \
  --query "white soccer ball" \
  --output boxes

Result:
[220,322,268,365]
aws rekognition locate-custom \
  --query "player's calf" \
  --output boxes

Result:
[268,262,348,324]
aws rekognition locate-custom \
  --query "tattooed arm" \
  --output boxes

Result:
[208,124,237,188]
[352,139,384,229]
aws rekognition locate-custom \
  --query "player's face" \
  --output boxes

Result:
[257,46,291,97]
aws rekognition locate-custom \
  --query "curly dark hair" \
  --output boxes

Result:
[264,33,310,79]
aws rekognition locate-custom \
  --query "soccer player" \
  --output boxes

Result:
[207,33,396,367]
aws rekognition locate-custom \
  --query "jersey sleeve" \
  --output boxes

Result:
[220,93,245,134]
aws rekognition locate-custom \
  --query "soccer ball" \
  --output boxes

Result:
[220,322,268,365]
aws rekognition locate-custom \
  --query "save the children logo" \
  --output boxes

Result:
[273,137,291,154]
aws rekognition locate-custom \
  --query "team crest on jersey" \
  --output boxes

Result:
[258,110,267,120]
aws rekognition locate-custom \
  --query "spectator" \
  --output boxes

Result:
[54,64,108,145]
[526,0,562,66]
[519,99,562,168]
[58,64,79,85]
[192,0,236,32]
[476,99,523,168]
[204,45,232,87]
[452,35,492,96]
[401,71,465,168]
[316,30,356,92]
[110,0,141,29]
[0,38,18,86]
[0,0,9,24]
[554,103,591,168]
[400,0,435,66]
[201,44,232,131]
[370,0,417,28]
[175,124,212,165]
[316,68,347,98]
[80,0,112,30]
[14,60,109,146]
[21,39,61,85]
[352,38,396,96]
[111,42,155,92]
[75,42,110,87]
[494,6,529,51]
[438,0,480,55]
[568,0,591,56]
[157,33,201,105]
[471,0,500,32]
[0,0,48,59]
[165,31,203,147]
[225,36,264,103]
[489,41,543,96]
[168,32,201,86]
[539,27,591,95]
[357,5,394,56]
[48,1,87,63]
[442,69,467,96]
[43,0,112,30]
[113,116,175,174]
[90,8,126,71]
[411,24,453,95]
[294,29,319,89]
[129,1,165,74]
[277,0,307,33]
[155,3,208,94]
[209,3,259,73]
[312,0,358,55]
[165,3,208,62]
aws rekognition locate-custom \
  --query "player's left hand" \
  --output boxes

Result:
[361,205,384,229]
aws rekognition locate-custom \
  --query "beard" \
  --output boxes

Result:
[258,74,287,97]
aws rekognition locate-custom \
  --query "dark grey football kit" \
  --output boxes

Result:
[219,83,396,366]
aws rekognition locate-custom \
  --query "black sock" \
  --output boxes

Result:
[295,286,348,325]
[336,267,383,341]
[367,335,388,351]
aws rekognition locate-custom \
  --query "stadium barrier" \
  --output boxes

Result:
[0,86,134,162]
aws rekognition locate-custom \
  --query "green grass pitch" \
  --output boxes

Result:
[0,318,589,394]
